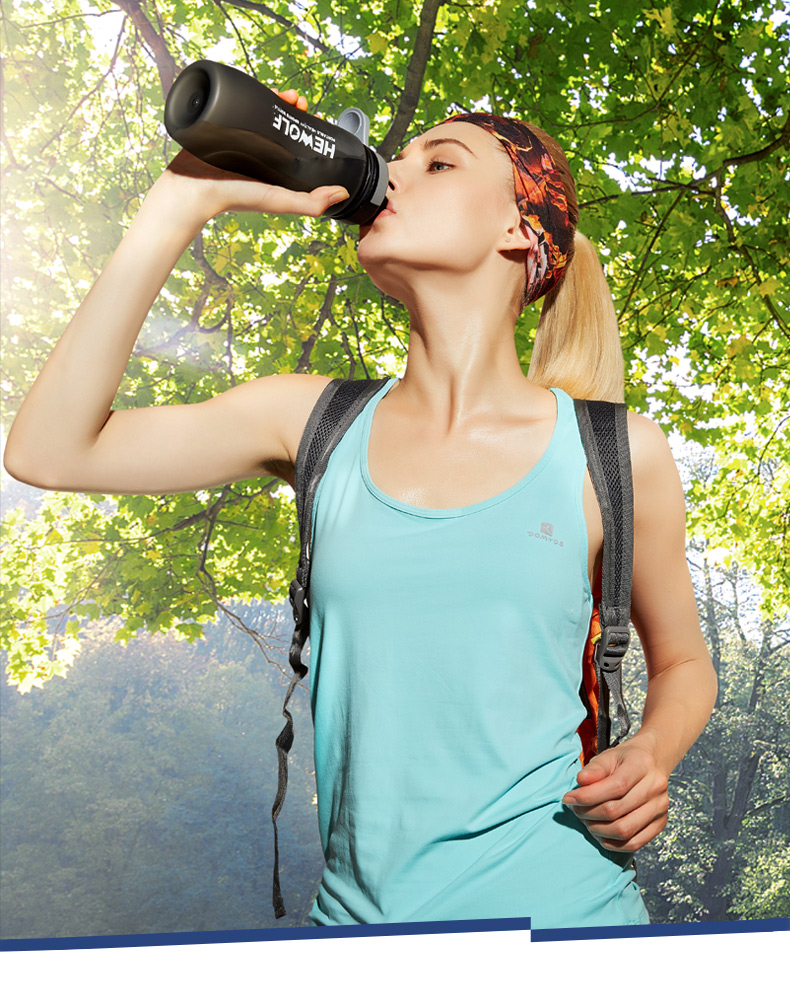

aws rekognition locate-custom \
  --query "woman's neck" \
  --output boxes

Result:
[390,281,543,433]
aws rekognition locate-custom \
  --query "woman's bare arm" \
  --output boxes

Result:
[3,91,345,495]
[562,413,718,851]
[625,412,718,774]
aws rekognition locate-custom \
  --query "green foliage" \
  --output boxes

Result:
[2,0,789,687]
[730,837,790,920]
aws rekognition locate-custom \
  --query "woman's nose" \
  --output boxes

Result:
[386,159,403,190]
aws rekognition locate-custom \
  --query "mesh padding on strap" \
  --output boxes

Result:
[578,400,633,626]
[574,399,634,753]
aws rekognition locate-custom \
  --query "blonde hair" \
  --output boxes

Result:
[506,123,625,403]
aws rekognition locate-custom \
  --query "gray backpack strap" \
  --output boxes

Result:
[272,376,388,918]
[574,399,633,754]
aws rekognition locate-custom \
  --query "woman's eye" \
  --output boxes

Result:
[427,159,452,171]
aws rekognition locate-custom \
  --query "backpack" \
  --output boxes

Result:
[271,377,634,918]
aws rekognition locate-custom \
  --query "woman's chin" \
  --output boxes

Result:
[356,242,389,274]
[357,227,388,255]
[357,265,405,303]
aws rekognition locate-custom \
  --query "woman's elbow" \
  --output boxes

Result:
[3,445,64,490]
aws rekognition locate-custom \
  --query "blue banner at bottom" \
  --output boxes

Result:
[532,916,789,941]
[0,916,530,952]
[1,915,787,952]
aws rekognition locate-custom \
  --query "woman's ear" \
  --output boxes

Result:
[499,218,534,254]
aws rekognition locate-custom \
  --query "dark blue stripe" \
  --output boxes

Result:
[3,916,787,952]
[531,917,789,942]
[0,917,531,952]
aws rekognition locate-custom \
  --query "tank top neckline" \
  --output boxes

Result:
[360,376,569,519]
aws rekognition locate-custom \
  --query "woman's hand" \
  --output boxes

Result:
[561,736,670,852]
[156,87,350,223]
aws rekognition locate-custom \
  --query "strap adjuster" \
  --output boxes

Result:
[288,577,308,630]
[594,625,631,672]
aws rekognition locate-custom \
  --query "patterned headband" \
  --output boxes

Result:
[438,112,574,304]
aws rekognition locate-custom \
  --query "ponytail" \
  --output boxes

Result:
[528,232,625,403]
[513,122,625,403]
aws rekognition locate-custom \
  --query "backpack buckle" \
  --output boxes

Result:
[288,577,308,630]
[594,625,630,672]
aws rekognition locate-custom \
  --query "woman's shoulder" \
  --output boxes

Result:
[623,410,685,530]
[624,410,675,471]
[625,407,667,440]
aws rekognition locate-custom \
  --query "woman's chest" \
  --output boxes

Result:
[366,417,604,588]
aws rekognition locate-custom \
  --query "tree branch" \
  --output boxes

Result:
[377,0,447,161]
[193,485,285,670]
[219,0,335,55]
[711,110,790,185]
[112,0,181,95]
[744,796,790,820]
[295,276,338,372]
[134,230,233,363]
[577,179,712,210]
[344,297,371,379]
[618,189,685,322]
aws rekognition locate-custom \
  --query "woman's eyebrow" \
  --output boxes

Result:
[391,138,479,162]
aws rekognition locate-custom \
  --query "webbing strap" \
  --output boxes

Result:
[272,377,387,917]
[574,399,634,751]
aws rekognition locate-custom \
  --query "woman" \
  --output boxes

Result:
[4,89,717,929]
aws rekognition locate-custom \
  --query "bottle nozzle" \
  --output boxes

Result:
[336,108,370,146]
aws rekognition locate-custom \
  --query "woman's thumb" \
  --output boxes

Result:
[323,187,350,207]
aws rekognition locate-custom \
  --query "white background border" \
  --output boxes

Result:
[3,929,787,1004]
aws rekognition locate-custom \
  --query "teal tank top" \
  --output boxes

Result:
[306,377,649,928]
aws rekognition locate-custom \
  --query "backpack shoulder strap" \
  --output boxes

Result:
[287,377,390,657]
[273,375,388,918]
[294,377,390,539]
[573,398,634,754]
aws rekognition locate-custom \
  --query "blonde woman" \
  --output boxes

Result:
[4,89,717,929]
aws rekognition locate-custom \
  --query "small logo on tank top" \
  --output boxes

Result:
[528,521,564,547]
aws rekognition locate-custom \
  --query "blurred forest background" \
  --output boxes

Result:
[1,0,789,937]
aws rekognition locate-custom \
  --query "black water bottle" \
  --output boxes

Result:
[164,60,389,224]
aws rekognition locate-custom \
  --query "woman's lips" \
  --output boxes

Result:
[360,205,395,234]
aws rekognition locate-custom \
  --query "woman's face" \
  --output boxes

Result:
[357,121,525,303]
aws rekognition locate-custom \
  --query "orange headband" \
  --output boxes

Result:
[439,112,573,303]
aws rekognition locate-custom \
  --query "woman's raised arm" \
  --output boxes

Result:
[3,90,344,495]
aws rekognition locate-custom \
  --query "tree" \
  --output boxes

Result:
[623,541,790,923]
[2,0,788,688]
[0,611,323,937]
[730,837,790,920]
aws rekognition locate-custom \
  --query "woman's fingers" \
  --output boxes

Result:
[275,88,309,111]
[224,181,350,218]
[592,809,669,853]
[164,87,347,218]
[163,147,348,219]
[566,771,669,852]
